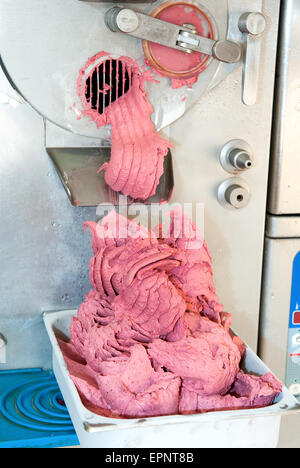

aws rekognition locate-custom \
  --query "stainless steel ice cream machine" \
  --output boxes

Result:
[0,0,299,447]
[0,0,272,208]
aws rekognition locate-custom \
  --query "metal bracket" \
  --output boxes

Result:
[46,147,174,207]
[105,7,242,64]
[239,12,267,105]
[105,6,269,105]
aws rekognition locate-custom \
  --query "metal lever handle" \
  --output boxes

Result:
[239,12,267,106]
[105,8,241,64]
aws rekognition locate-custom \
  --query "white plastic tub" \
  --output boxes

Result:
[43,310,300,448]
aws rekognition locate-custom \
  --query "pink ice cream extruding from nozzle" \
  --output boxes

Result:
[77,52,172,201]
[60,208,282,418]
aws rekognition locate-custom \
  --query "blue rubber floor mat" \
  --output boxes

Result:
[0,368,79,448]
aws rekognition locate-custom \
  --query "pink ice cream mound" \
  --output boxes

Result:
[60,209,282,418]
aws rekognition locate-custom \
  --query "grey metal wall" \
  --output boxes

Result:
[0,67,96,369]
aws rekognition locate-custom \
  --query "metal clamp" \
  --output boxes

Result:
[105,7,242,64]
[239,12,267,106]
[177,23,198,55]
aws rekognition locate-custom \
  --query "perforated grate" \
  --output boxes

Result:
[85,59,133,115]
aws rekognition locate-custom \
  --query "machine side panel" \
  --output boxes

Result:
[268,0,300,214]
[259,237,300,392]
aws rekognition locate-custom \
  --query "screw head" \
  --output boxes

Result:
[239,12,267,36]
[117,9,140,33]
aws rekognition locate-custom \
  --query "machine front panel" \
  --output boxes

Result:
[0,0,280,364]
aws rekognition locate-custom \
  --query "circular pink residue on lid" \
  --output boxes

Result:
[144,2,214,79]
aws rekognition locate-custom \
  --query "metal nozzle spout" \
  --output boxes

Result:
[229,149,253,170]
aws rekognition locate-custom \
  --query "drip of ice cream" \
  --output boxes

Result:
[60,209,282,418]
[77,53,172,200]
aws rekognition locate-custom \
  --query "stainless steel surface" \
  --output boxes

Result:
[105,7,213,55]
[260,215,300,429]
[259,223,300,391]
[0,334,7,350]
[0,0,234,133]
[266,215,300,239]
[0,66,96,370]
[178,24,198,54]
[261,2,300,439]
[182,23,197,34]
[220,139,254,173]
[260,241,292,380]
[212,40,241,64]
[0,333,6,364]
[262,11,300,444]
[46,148,174,207]
[106,7,242,63]
[268,0,300,215]
[45,114,174,206]
[261,230,300,448]
[239,9,267,105]
[278,414,300,448]
[239,12,267,35]
[0,0,247,209]
[217,177,251,209]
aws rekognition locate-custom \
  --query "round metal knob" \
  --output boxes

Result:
[217,178,251,210]
[239,12,267,36]
[105,8,140,33]
[117,9,140,33]
[213,40,242,64]
[225,184,250,209]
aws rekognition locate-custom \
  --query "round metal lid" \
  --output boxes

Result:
[0,0,228,138]
[143,1,215,79]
